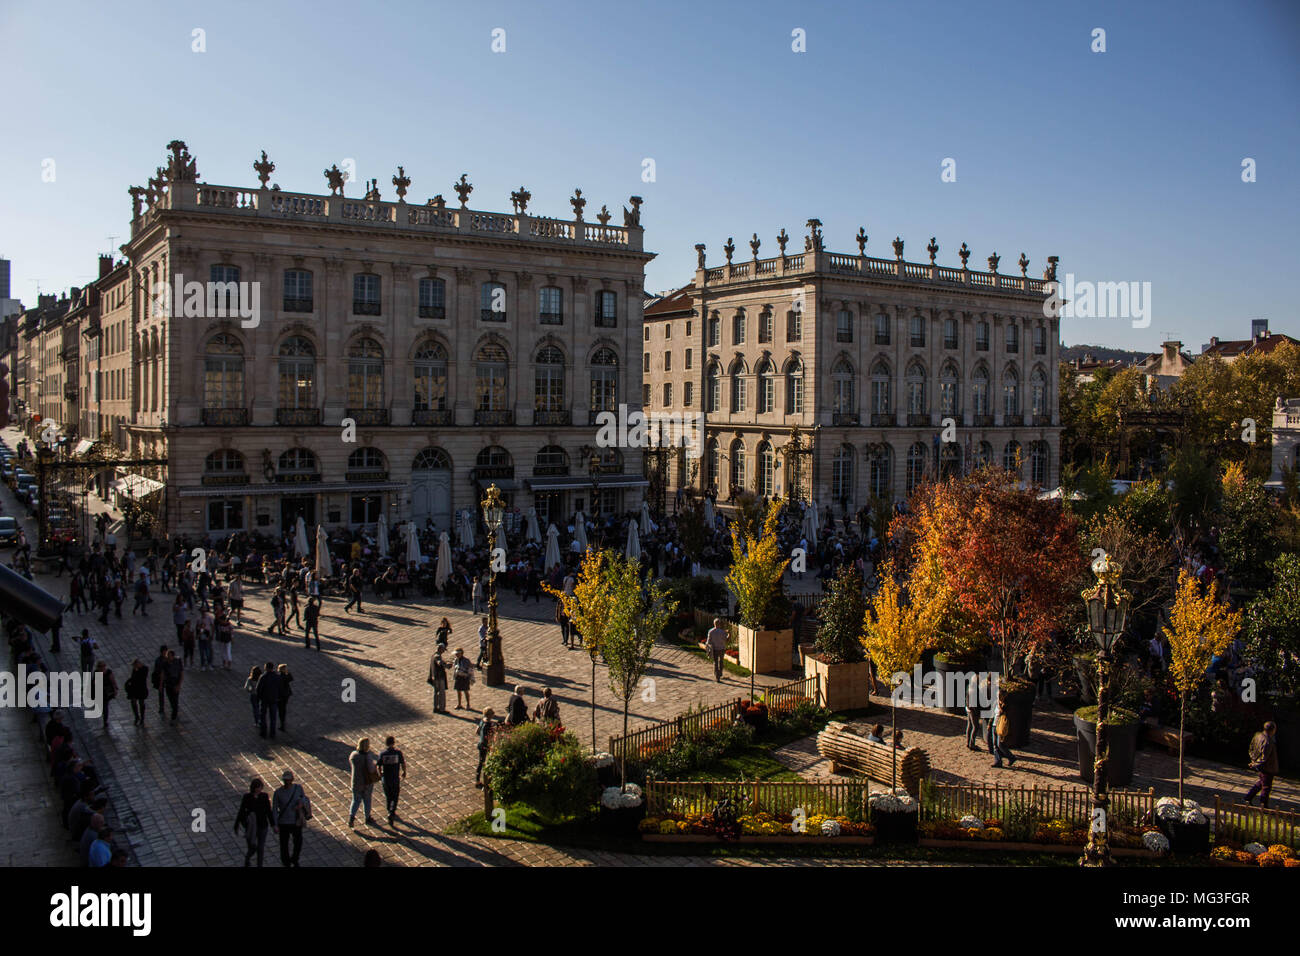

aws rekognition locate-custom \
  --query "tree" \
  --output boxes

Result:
[1164,569,1243,801]
[675,494,708,565]
[861,561,935,789]
[1243,553,1300,699]
[1115,478,1173,542]
[601,554,676,788]
[1084,506,1174,628]
[544,549,613,752]
[1218,463,1280,591]
[725,499,789,630]
[1167,445,1220,538]
[815,565,867,664]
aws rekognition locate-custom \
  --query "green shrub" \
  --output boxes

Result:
[1074,705,1138,725]
[482,724,596,817]
[1002,799,1041,842]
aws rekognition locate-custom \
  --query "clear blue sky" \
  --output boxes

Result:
[1,0,1296,352]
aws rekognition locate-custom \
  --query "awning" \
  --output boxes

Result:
[111,474,165,499]
[526,476,594,492]
[74,439,96,456]
[590,474,650,488]
[177,481,405,498]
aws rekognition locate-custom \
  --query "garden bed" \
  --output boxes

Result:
[917,838,1154,858]
[643,833,875,845]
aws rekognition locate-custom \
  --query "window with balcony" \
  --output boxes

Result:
[203,333,244,411]
[757,359,774,413]
[475,343,509,413]
[277,335,317,424]
[786,358,804,414]
[832,358,855,417]
[906,360,927,416]
[353,273,381,315]
[1031,367,1048,419]
[347,338,385,411]
[757,441,775,497]
[973,366,990,418]
[939,362,959,417]
[730,440,746,493]
[870,359,891,417]
[283,269,313,312]
[1003,367,1021,417]
[706,363,720,413]
[534,346,565,414]
[413,341,449,422]
[730,359,747,412]
[419,277,446,319]
[590,347,619,414]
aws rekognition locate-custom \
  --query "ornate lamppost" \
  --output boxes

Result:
[481,483,506,686]
[1080,553,1131,867]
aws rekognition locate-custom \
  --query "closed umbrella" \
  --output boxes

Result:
[377,514,389,556]
[625,518,641,562]
[526,506,542,543]
[293,516,309,559]
[406,520,422,567]
[574,510,588,550]
[640,500,657,534]
[315,525,332,580]
[805,500,820,550]
[703,497,714,529]
[435,531,452,590]
[544,523,562,571]
[457,510,474,548]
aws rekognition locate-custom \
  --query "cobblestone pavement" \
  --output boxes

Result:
[774,690,1300,813]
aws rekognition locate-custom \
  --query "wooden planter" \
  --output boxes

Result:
[738,625,794,675]
[805,655,873,712]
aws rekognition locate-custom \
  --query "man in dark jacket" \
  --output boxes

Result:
[1245,721,1280,807]
[151,645,168,716]
[162,649,184,721]
[256,662,282,738]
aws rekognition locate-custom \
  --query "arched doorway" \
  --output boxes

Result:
[411,447,452,532]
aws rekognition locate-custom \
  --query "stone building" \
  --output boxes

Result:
[120,141,651,540]
[642,222,1062,514]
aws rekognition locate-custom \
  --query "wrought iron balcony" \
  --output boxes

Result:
[411,408,453,426]
[534,409,571,426]
[418,305,446,319]
[352,301,381,316]
[200,407,249,426]
[1004,414,1024,427]
[480,309,506,322]
[1032,414,1052,427]
[589,408,616,426]
[974,414,995,427]
[282,298,314,313]
[474,409,514,426]
[345,407,390,426]
[276,407,321,426]
[64,383,79,400]
[870,413,897,427]
[907,413,932,427]
[831,411,860,426]
[538,311,563,325]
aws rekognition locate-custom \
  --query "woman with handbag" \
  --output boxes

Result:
[348,738,380,828]
[988,682,1017,769]
[451,647,473,710]
[428,649,449,714]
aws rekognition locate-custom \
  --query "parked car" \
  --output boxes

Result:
[0,516,18,546]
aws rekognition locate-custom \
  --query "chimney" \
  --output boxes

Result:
[98,254,114,279]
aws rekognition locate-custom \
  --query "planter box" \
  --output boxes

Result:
[871,810,918,844]
[918,838,1153,858]
[1159,819,1210,855]
[805,655,873,712]
[738,624,794,675]
[1074,713,1140,787]
[1000,682,1037,749]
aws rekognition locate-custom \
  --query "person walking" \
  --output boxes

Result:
[505,685,529,726]
[344,568,363,614]
[256,662,282,738]
[1245,721,1279,807]
[234,777,273,867]
[475,617,489,670]
[276,663,293,731]
[428,649,448,714]
[964,671,981,750]
[987,682,1016,769]
[124,659,149,727]
[435,617,452,650]
[533,687,560,724]
[162,648,184,722]
[151,645,168,717]
[78,629,97,673]
[245,666,263,730]
[271,771,307,867]
[451,648,473,710]
[285,588,301,631]
[268,588,286,636]
[303,596,321,650]
[228,577,244,625]
[172,594,190,644]
[556,599,571,648]
[181,618,197,668]
[348,738,379,828]
[377,736,406,825]
[216,610,234,670]
[706,618,728,683]
[471,575,482,614]
[95,662,117,731]
[132,572,150,616]
[474,707,500,789]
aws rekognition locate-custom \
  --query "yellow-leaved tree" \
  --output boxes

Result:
[1164,568,1243,800]
[544,549,614,752]
[725,499,789,631]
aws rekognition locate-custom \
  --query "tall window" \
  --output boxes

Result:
[662,383,673,407]
[595,290,617,327]
[663,351,671,372]
[277,336,315,409]
[729,440,746,493]
[418,277,446,318]
[283,269,313,312]
[1030,441,1049,486]
[943,316,958,349]
[759,311,773,343]
[589,347,619,412]
[757,441,775,497]
[706,363,721,413]
[976,320,990,351]
[353,273,381,315]
[347,338,384,408]
[708,312,720,347]
[539,286,563,324]
[413,341,448,410]
[210,264,241,315]
[837,309,853,343]
[974,441,993,469]
[1034,326,1047,355]
[684,381,694,406]
[757,359,774,413]
[1006,323,1020,354]
[909,314,925,347]
[203,334,244,408]
[905,360,927,415]
[732,311,745,345]
[939,363,959,416]
[1003,367,1020,417]
[869,445,892,499]
[481,281,507,322]
[475,343,509,410]
[874,313,891,345]
[707,438,720,490]
[534,346,565,411]
[973,365,989,416]
[685,349,693,370]
[786,358,804,414]
[906,442,927,495]
[730,359,747,412]
[1031,367,1047,417]
[832,445,854,503]
[1003,440,1022,475]
[870,359,891,415]
[833,358,855,414]
[786,308,802,342]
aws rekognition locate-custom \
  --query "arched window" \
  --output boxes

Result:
[729,439,747,493]
[412,447,451,471]
[906,442,928,496]
[477,446,512,468]
[786,308,802,342]
[756,359,775,413]
[413,341,448,410]
[706,363,721,413]
[203,334,244,409]
[347,338,384,409]
[1030,441,1049,487]
[278,336,315,410]
[475,343,509,411]
[534,345,565,411]
[730,358,747,412]
[204,449,244,473]
[590,447,623,474]
[972,365,990,416]
[1003,440,1022,476]
[905,359,927,415]
[1031,367,1048,417]
[708,312,720,347]
[278,448,318,475]
[757,441,775,497]
[785,357,804,414]
[870,359,891,415]
[347,447,387,472]
[832,444,854,503]
[707,438,720,490]
[1003,366,1020,417]
[939,362,960,417]
[832,358,854,414]
[535,445,568,475]
[758,310,773,344]
[868,444,893,500]
[589,347,618,412]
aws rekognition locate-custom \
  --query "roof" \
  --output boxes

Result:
[1201,333,1299,360]
[643,284,695,318]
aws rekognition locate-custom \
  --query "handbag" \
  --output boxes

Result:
[995,713,1009,738]
[365,758,381,785]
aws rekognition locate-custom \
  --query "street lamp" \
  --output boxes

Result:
[481,483,506,686]
[1080,553,1131,868]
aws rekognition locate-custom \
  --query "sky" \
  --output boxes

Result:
[1,0,1296,352]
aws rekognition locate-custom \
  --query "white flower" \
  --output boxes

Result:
[619,792,644,809]
[623,782,643,799]
[959,815,984,830]
[820,819,841,837]
[600,786,623,809]
[1244,842,1267,856]
[1181,809,1206,825]
[592,752,615,769]
[1142,831,1170,854]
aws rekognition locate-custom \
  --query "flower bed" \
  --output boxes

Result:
[916,816,1164,856]
[639,810,875,844]
[1211,842,1300,867]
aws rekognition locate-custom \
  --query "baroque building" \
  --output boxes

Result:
[643,222,1063,513]
[120,141,651,539]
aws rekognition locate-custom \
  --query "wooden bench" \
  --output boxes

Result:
[1142,718,1194,753]
[816,722,931,797]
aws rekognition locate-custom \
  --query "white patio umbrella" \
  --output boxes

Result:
[544,523,562,572]
[458,509,475,548]
[377,513,390,556]
[803,502,819,550]
[625,518,641,562]
[703,497,715,528]
[294,517,310,559]
[315,525,332,580]
[640,500,657,534]
[435,531,452,590]
[405,520,422,567]
[574,510,588,550]
[525,506,542,543]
